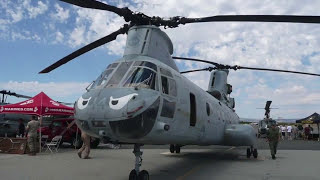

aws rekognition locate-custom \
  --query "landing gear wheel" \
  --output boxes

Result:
[138,170,149,180]
[175,145,181,154]
[246,148,251,158]
[170,144,175,153]
[129,169,138,180]
[253,149,258,158]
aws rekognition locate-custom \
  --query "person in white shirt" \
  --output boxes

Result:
[287,125,293,140]
[281,126,286,140]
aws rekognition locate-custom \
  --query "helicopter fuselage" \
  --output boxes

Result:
[75,56,256,146]
[74,25,256,147]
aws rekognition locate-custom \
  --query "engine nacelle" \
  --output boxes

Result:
[222,124,257,147]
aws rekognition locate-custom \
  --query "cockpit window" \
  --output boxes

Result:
[89,63,119,90]
[107,62,133,87]
[133,61,157,71]
[123,67,157,90]
[160,68,172,77]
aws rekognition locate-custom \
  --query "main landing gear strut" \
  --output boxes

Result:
[169,144,181,153]
[246,146,258,159]
[129,144,149,180]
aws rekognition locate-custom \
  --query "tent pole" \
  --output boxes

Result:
[317,123,320,141]
[39,115,42,153]
[75,127,79,149]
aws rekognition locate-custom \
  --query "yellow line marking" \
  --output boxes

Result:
[160,152,173,155]
[176,166,202,180]
[226,146,236,151]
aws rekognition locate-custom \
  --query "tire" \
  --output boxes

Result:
[253,149,258,158]
[90,138,100,149]
[138,170,149,180]
[129,169,138,180]
[175,145,181,154]
[246,148,251,158]
[72,136,83,149]
[169,144,175,153]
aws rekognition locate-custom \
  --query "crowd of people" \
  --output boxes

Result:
[278,124,314,141]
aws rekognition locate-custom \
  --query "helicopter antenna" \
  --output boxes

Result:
[38,0,320,74]
[173,57,320,77]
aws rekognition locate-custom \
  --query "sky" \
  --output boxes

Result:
[0,0,320,119]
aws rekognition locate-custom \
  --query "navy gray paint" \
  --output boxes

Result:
[74,25,257,147]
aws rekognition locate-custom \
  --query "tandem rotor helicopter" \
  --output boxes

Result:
[39,0,320,179]
[257,101,277,138]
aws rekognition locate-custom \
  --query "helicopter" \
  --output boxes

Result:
[38,0,320,179]
[0,90,33,121]
[257,101,277,138]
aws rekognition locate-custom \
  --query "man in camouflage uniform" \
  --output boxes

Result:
[26,116,40,156]
[77,131,90,159]
[266,123,280,160]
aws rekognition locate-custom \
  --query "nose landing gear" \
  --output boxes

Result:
[129,144,149,180]
[246,146,258,158]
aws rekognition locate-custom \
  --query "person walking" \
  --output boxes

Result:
[26,116,40,156]
[77,131,91,159]
[287,125,292,140]
[267,123,280,160]
[281,125,286,140]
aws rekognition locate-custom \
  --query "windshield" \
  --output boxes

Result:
[106,62,133,87]
[89,63,119,89]
[123,67,157,90]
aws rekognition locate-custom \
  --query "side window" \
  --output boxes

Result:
[160,99,176,118]
[160,71,177,96]
[190,93,197,127]
[168,79,177,96]
[161,76,169,94]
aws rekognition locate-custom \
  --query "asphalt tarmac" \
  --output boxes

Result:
[0,138,319,180]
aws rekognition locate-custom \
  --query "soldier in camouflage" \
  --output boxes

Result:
[266,123,280,159]
[77,131,91,159]
[26,116,40,156]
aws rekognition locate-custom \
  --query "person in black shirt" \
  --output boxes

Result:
[18,118,25,137]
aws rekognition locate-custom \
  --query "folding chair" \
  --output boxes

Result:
[45,135,62,153]
[41,135,49,150]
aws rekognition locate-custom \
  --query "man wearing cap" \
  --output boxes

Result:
[26,116,40,156]
[266,123,280,160]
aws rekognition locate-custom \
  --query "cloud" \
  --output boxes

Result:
[26,0,48,19]
[50,3,69,23]
[1,0,320,118]
[54,31,64,44]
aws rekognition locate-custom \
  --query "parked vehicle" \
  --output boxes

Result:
[39,118,100,148]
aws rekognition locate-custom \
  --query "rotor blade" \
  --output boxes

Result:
[0,90,31,99]
[173,56,221,67]
[173,56,320,77]
[60,0,125,16]
[57,101,74,106]
[12,93,32,99]
[237,66,320,76]
[265,101,272,110]
[180,67,215,74]
[39,25,129,73]
[181,15,320,24]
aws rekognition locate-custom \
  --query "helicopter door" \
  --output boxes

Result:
[159,68,177,119]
